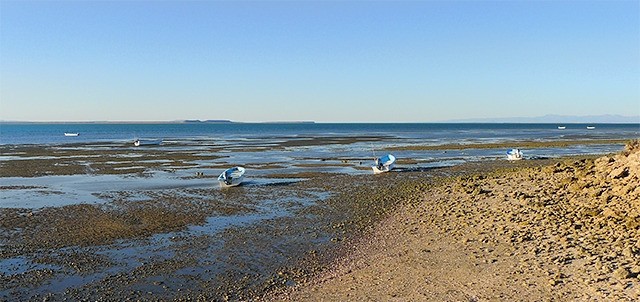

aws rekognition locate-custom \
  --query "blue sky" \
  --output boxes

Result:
[1,1,638,122]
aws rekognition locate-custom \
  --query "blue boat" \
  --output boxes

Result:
[372,154,396,174]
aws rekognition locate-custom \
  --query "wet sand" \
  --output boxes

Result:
[0,139,636,300]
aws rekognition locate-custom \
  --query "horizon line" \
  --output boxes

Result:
[1,120,639,125]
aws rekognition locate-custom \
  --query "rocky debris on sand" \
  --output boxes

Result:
[440,140,640,300]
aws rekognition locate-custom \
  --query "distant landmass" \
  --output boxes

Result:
[444,114,640,124]
[182,119,234,123]
[182,120,315,124]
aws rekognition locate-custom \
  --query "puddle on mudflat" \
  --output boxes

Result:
[0,256,60,275]
[0,180,334,299]
[0,170,309,208]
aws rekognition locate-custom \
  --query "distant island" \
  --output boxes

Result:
[182,120,234,123]
[182,120,315,124]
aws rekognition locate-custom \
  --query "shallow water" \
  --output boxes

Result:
[1,122,638,146]
[0,173,308,208]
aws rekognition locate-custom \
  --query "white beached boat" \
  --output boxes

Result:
[506,148,523,161]
[218,167,245,188]
[64,133,79,137]
[133,139,163,146]
[372,154,396,174]
[557,126,566,130]
[586,126,596,130]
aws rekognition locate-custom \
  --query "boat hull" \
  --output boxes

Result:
[134,139,163,146]
[218,176,244,188]
[372,162,395,174]
[506,149,523,161]
[218,167,246,188]
[506,154,523,161]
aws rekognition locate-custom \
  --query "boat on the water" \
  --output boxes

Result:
[133,139,163,146]
[586,126,596,130]
[557,126,566,130]
[64,133,79,137]
[218,167,245,188]
[372,154,396,174]
[506,148,523,161]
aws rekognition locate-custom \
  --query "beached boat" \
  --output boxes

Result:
[506,148,523,161]
[586,126,596,130]
[372,154,396,174]
[133,139,163,146]
[64,133,79,137]
[218,167,245,187]
[557,126,566,130]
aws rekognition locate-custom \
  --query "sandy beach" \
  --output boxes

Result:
[274,140,640,301]
[1,139,638,301]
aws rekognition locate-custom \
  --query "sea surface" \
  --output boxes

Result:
[2,122,639,146]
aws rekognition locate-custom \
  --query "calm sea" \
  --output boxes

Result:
[1,122,638,146]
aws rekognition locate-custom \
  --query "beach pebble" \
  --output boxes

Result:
[613,267,631,279]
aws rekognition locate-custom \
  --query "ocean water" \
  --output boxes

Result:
[1,122,638,146]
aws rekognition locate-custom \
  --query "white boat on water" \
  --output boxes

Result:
[372,154,396,174]
[64,133,79,137]
[218,167,245,188]
[506,148,523,161]
[133,139,163,146]
[586,126,596,130]
[557,126,566,130]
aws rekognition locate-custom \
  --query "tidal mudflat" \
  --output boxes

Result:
[0,137,635,300]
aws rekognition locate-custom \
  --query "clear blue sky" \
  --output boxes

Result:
[1,1,638,122]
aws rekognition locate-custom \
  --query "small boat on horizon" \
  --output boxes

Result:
[218,167,245,188]
[64,133,79,137]
[133,138,163,146]
[506,148,523,161]
[586,126,596,130]
[372,154,396,174]
[557,126,566,130]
